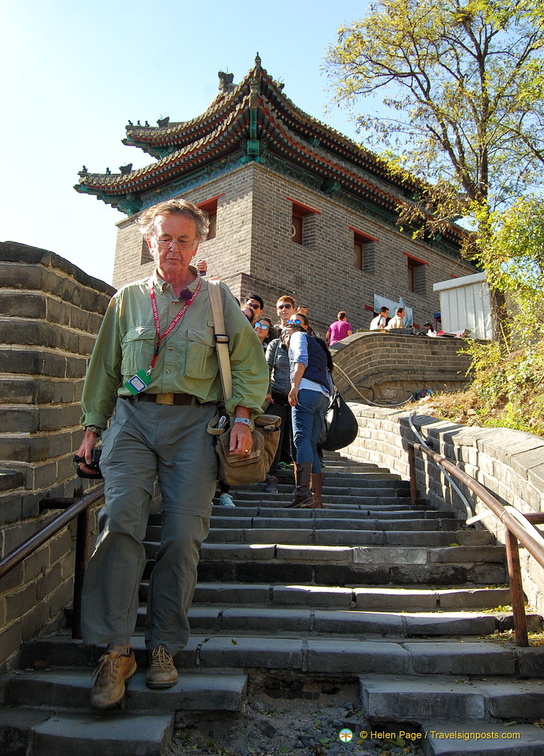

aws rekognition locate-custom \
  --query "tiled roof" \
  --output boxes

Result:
[74,55,462,243]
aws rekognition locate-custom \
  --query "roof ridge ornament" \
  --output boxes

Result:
[255,52,261,71]
[218,70,235,92]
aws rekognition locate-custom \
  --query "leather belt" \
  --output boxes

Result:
[128,393,198,406]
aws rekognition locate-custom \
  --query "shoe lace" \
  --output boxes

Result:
[150,645,172,669]
[93,652,122,683]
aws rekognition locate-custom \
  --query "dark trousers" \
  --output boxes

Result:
[267,390,292,475]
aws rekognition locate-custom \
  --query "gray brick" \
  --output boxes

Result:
[6,583,37,622]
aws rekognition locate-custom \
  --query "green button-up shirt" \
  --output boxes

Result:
[81,270,268,429]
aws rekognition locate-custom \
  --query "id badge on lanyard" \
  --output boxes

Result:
[124,278,201,394]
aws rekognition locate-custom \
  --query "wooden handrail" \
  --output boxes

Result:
[409,442,544,646]
[0,484,105,639]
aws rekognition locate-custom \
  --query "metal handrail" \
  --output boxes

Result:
[408,442,544,646]
[0,484,104,639]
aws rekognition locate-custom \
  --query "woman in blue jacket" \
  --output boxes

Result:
[282,318,333,508]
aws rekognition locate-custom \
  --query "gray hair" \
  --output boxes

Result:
[137,198,209,241]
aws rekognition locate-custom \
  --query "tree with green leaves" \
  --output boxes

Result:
[326,0,544,339]
[326,0,544,215]
[326,0,544,431]
[464,196,544,434]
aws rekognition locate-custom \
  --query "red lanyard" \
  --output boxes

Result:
[148,279,201,372]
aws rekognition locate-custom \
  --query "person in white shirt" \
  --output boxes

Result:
[386,307,406,329]
[370,306,390,330]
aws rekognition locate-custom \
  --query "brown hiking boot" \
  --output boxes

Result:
[146,645,178,689]
[90,648,137,709]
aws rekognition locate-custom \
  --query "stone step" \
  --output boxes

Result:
[192,543,506,564]
[202,521,464,543]
[212,496,416,508]
[207,507,448,522]
[188,584,514,611]
[18,635,544,679]
[136,606,540,637]
[0,667,247,713]
[220,494,416,507]
[195,557,505,586]
[232,481,411,495]
[207,528,494,547]
[207,510,455,523]
[176,636,544,678]
[163,544,506,584]
[360,674,544,722]
[421,720,544,755]
[0,708,174,756]
[235,483,413,497]
[233,474,410,490]
[278,468,404,478]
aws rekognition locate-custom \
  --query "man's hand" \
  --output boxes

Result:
[76,429,99,475]
[229,422,253,456]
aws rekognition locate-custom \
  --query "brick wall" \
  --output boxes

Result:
[110,162,474,335]
[331,331,472,403]
[0,242,114,669]
[112,167,255,299]
[342,404,544,616]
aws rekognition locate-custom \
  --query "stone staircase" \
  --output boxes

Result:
[2,452,544,755]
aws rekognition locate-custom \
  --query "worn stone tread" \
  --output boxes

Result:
[420,719,544,755]
[2,668,247,712]
[360,674,544,721]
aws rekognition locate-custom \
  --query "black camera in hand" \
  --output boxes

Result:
[74,449,103,479]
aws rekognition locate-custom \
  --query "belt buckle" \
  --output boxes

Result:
[156,393,175,405]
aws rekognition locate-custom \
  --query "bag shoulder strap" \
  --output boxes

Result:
[207,280,233,401]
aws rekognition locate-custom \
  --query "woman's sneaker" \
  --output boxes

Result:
[219,492,236,507]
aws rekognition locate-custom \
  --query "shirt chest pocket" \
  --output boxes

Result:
[121,327,156,376]
[185,327,217,380]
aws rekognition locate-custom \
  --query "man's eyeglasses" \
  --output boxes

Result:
[246,302,260,310]
[254,322,269,329]
[278,303,293,310]
[286,319,302,326]
[155,239,196,250]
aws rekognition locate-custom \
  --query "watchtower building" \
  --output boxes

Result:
[75,55,474,331]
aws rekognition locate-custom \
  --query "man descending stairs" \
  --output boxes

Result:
[2,452,544,755]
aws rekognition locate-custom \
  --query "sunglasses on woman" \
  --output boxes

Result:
[286,319,302,326]
[254,322,269,329]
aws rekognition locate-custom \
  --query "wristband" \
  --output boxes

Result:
[85,425,103,438]
[233,417,254,432]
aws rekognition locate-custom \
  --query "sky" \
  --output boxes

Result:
[0,0,372,284]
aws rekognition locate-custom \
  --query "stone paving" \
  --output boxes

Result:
[2,452,544,755]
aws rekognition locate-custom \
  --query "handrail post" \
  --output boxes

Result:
[72,508,90,640]
[408,445,418,506]
[505,528,529,647]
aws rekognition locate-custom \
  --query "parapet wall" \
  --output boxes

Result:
[0,242,114,668]
[332,331,472,403]
[343,403,544,616]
